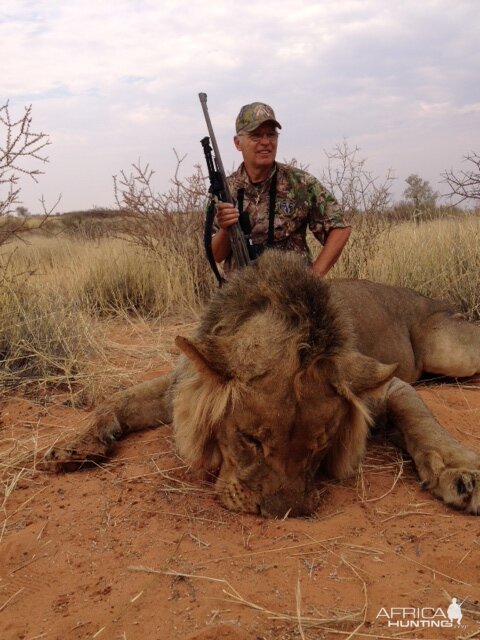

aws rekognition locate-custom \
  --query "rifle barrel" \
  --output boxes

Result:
[199,93,251,269]
[198,93,233,203]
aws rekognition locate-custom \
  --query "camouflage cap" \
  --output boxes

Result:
[235,102,282,134]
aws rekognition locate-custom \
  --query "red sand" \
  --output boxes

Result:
[1,335,480,639]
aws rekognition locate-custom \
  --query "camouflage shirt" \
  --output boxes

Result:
[216,162,349,268]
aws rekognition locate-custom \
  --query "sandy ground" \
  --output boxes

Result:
[1,323,480,640]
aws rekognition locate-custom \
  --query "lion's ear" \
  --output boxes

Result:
[174,335,230,474]
[175,335,230,384]
[335,351,398,397]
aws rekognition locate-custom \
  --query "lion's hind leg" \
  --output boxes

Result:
[414,312,480,378]
[385,378,480,514]
[44,373,175,471]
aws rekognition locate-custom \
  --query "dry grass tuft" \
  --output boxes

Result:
[0,278,102,395]
[331,214,480,319]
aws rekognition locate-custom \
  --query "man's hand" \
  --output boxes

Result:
[216,201,240,229]
[211,202,240,262]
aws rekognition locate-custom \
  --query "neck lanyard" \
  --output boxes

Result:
[237,164,277,247]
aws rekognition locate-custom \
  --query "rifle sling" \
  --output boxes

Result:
[204,197,226,286]
[267,168,277,246]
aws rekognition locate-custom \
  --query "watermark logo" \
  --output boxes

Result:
[447,598,463,625]
[376,598,465,629]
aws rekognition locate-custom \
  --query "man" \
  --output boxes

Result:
[211,102,351,277]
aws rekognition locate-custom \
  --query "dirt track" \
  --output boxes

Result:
[1,335,480,639]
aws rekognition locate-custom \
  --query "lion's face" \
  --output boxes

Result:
[174,331,396,518]
[213,381,353,517]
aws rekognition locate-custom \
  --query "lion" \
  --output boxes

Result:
[45,251,480,517]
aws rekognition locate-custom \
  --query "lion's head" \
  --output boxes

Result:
[173,252,396,517]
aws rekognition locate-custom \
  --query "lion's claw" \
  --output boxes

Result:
[433,468,480,515]
[42,438,110,472]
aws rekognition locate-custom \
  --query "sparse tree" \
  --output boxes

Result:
[113,150,208,253]
[113,151,214,297]
[442,153,480,204]
[15,205,30,217]
[0,101,56,247]
[321,140,395,217]
[319,140,396,279]
[403,174,439,218]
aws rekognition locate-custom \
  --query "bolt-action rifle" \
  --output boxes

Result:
[199,92,255,285]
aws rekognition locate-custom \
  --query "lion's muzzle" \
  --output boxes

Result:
[258,484,322,518]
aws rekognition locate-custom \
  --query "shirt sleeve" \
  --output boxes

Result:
[307,176,350,245]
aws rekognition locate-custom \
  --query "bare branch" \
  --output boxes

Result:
[320,139,395,217]
[442,153,480,204]
[113,151,209,254]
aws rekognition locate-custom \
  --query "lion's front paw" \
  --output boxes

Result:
[427,469,480,515]
[42,410,123,472]
[43,436,111,472]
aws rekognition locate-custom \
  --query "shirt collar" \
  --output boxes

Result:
[239,162,277,187]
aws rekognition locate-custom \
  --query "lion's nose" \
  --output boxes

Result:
[259,488,316,518]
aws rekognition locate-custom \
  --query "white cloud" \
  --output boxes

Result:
[1,0,478,211]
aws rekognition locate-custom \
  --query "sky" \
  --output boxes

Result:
[1,0,479,213]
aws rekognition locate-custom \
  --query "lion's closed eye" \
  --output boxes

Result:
[237,430,262,450]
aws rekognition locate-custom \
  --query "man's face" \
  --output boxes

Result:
[234,122,279,174]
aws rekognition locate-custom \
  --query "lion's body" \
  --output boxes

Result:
[333,279,478,382]
[333,279,443,382]
[46,251,480,517]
